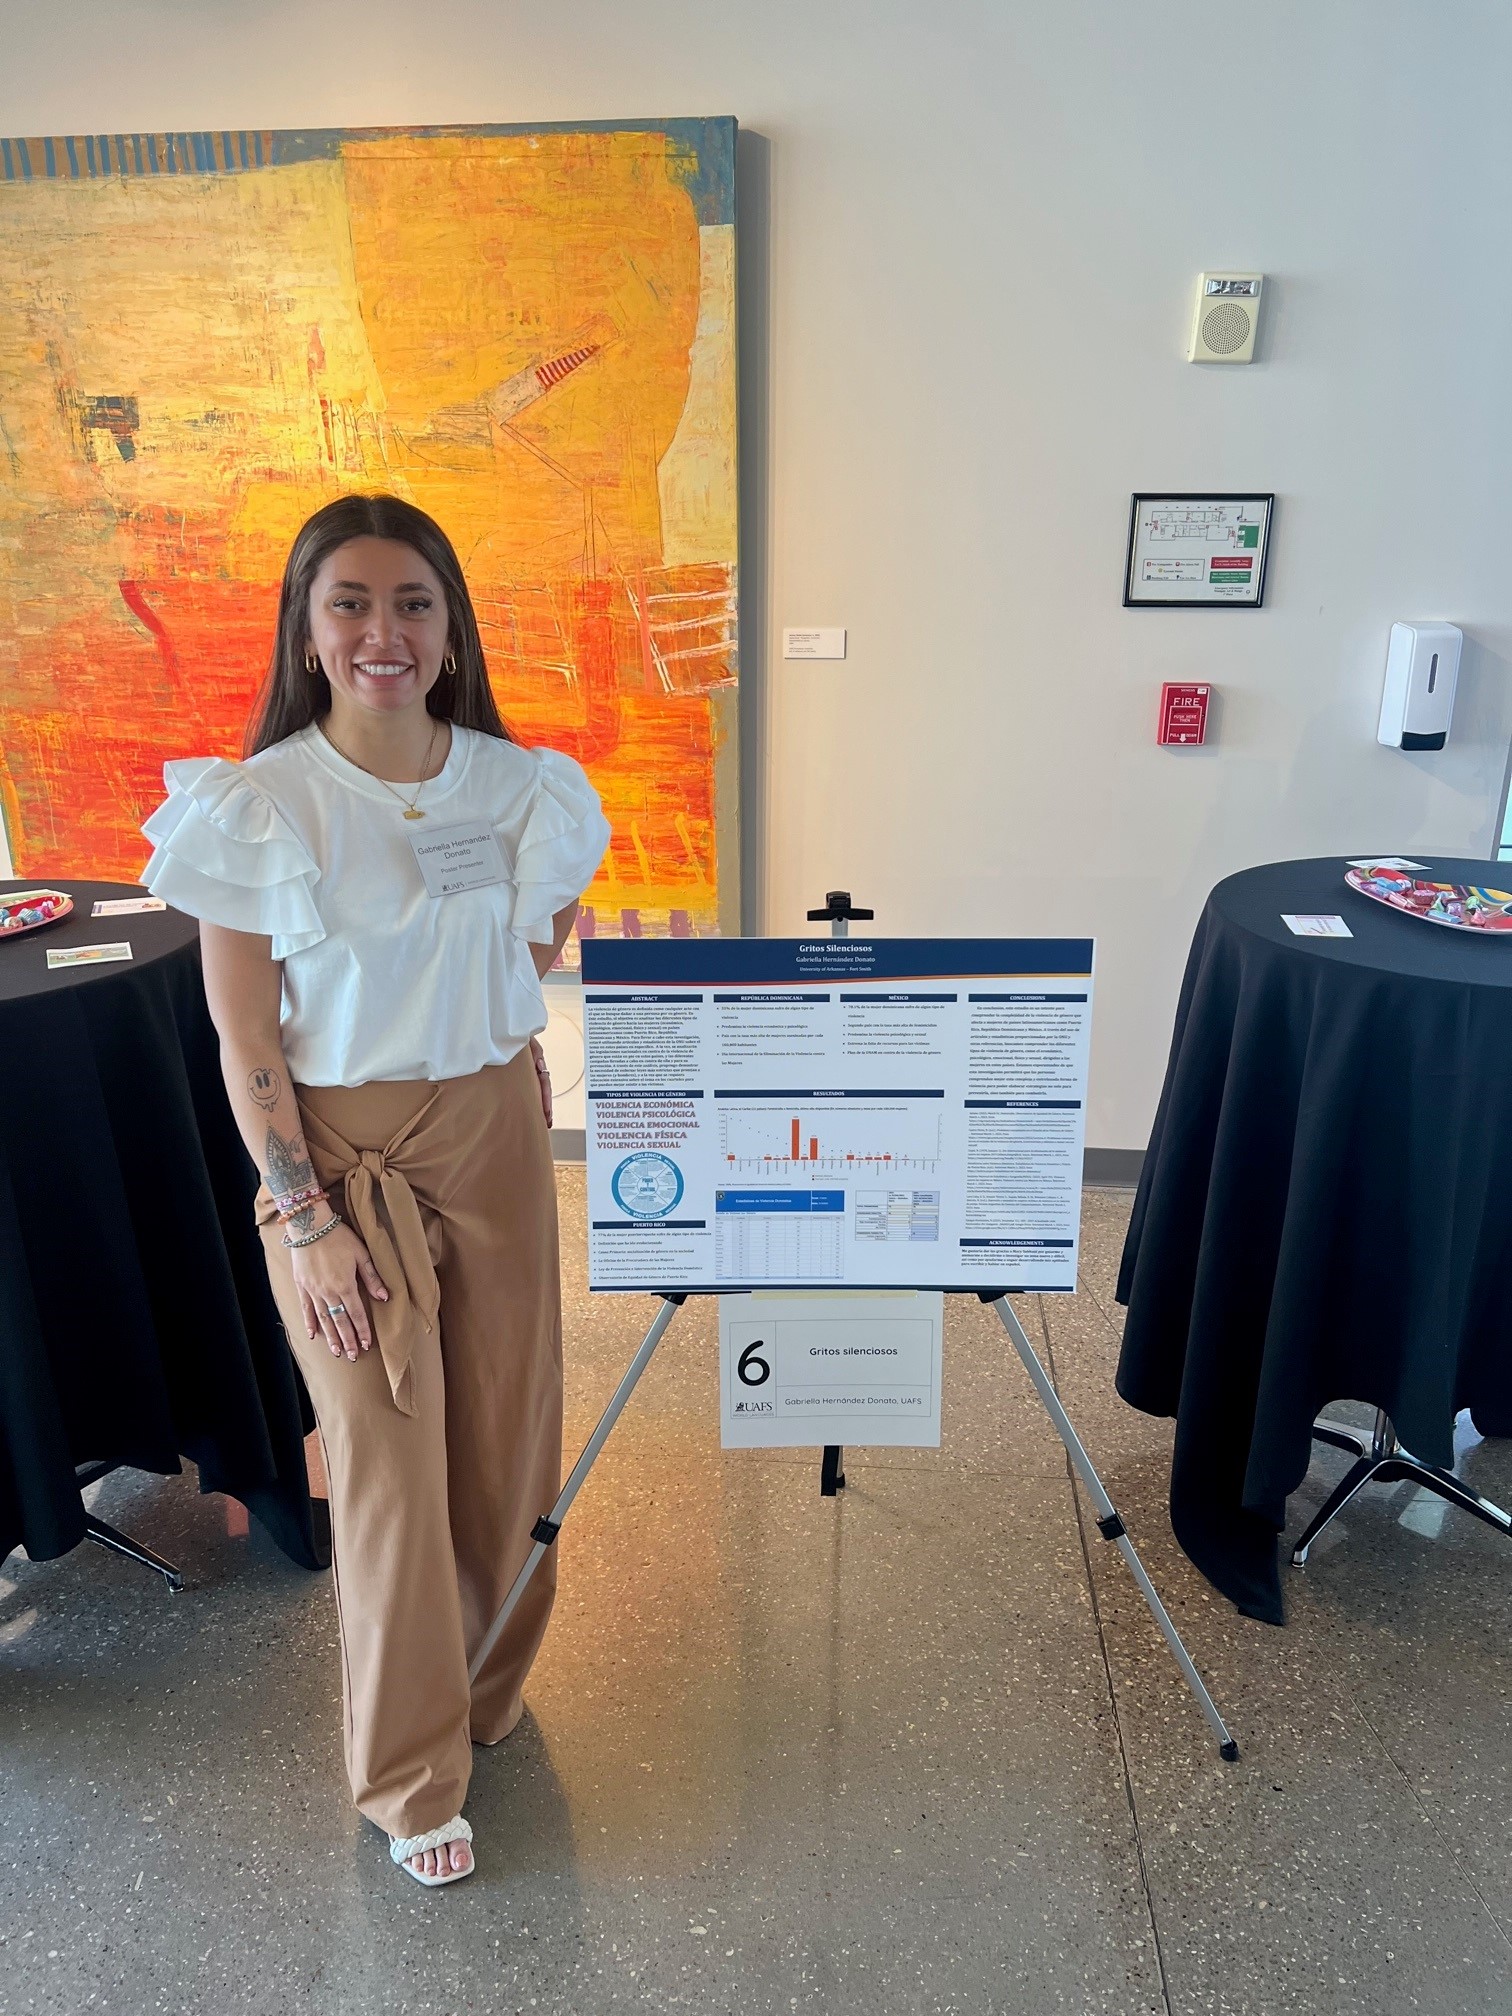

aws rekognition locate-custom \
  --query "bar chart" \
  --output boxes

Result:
[718,1101,942,1176]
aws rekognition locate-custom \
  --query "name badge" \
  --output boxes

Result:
[407,819,509,898]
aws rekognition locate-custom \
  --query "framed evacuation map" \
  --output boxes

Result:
[0,120,740,944]
[1123,493,1273,608]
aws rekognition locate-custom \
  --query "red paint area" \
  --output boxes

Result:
[4,564,728,929]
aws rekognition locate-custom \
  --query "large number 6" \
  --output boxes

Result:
[737,1338,771,1387]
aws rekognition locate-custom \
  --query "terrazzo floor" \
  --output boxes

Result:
[3,1174,1510,2015]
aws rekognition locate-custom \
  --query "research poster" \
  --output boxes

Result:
[582,939,1095,1294]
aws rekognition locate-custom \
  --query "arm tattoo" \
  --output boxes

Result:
[248,1066,282,1112]
[265,1123,319,1234]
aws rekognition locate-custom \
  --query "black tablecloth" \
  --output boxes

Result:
[1116,857,1512,1625]
[0,881,323,1570]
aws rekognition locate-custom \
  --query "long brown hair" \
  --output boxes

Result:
[245,493,512,755]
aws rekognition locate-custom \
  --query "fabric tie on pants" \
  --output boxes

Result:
[263,1093,445,1417]
[342,1146,440,1416]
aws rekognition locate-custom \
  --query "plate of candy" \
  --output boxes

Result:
[1345,864,1512,933]
[0,889,74,938]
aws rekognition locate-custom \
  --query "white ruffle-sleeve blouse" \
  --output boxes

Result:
[141,722,610,1087]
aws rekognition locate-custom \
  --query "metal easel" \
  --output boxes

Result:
[473,899,1238,1762]
[806,892,872,1499]
[471,1284,1237,1759]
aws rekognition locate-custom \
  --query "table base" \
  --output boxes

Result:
[1292,1413,1512,1566]
[82,1514,185,1593]
[74,1460,185,1592]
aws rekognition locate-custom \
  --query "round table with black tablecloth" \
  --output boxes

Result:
[1116,856,1512,1625]
[0,880,324,1573]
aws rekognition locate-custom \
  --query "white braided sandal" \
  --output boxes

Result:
[389,1816,474,1888]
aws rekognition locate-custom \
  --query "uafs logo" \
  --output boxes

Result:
[732,1399,774,1415]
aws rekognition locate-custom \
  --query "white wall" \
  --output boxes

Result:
[5,0,1510,1147]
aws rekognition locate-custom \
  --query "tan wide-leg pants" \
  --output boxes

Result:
[256,1049,562,1839]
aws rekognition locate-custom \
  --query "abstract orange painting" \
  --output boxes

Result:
[0,120,739,943]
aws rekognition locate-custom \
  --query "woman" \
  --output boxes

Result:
[142,493,609,1887]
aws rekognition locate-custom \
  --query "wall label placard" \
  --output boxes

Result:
[782,628,847,659]
[1124,493,1274,607]
[581,938,1095,1293]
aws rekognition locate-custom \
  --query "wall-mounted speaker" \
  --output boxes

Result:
[1187,273,1264,364]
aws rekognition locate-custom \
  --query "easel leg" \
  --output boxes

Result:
[820,1445,846,1496]
[984,1294,1238,1763]
[468,1293,686,1686]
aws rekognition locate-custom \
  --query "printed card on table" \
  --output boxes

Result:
[47,941,134,968]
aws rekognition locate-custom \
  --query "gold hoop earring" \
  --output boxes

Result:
[304,651,320,676]
[443,650,458,676]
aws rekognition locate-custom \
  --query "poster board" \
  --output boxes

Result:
[582,938,1094,1293]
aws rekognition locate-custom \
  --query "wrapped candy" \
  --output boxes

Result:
[0,889,71,935]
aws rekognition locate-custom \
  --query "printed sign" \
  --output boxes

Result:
[719,1291,944,1448]
[582,938,1094,1293]
[1125,494,1273,607]
[47,941,133,968]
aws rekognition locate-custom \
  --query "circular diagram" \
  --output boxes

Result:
[611,1152,685,1219]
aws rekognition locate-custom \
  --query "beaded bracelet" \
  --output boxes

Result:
[281,1211,345,1251]
[276,1205,330,1228]
[274,1184,329,1222]
[273,1180,327,1211]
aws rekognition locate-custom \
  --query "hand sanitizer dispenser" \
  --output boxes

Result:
[1377,622,1462,751]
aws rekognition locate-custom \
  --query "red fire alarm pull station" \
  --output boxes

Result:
[1158,683,1211,746]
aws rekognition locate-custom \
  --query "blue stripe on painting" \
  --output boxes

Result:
[1,118,736,201]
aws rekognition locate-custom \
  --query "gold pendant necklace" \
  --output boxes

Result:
[321,717,442,819]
